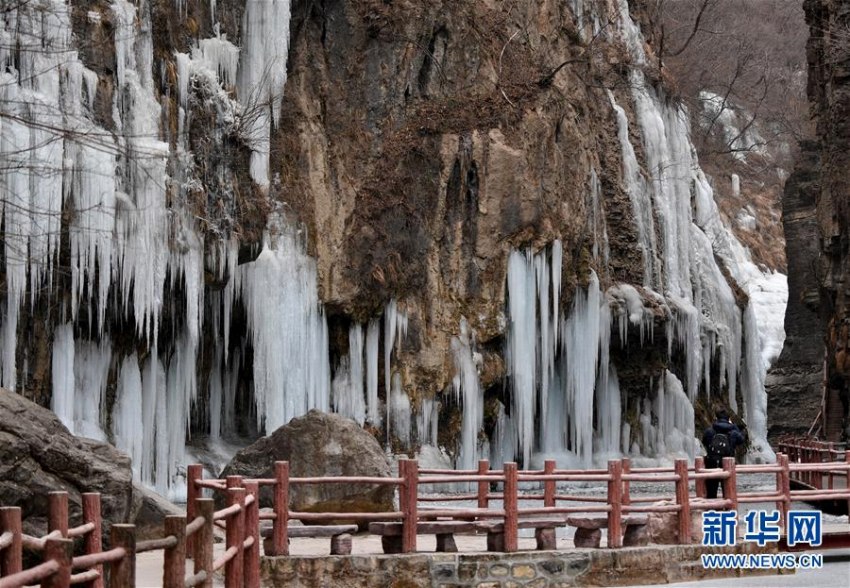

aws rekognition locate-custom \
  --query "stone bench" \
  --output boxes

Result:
[565,515,649,548]
[369,517,569,553]
[261,523,358,555]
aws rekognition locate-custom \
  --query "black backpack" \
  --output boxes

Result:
[708,432,733,460]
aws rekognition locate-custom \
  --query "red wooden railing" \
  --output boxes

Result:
[777,437,850,490]
[0,481,261,588]
[2,451,850,587]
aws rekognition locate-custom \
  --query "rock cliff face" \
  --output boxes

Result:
[0,0,784,494]
[771,0,850,440]
[280,0,645,394]
[767,142,823,438]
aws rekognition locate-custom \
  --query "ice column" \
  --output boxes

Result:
[240,221,331,434]
[389,373,411,446]
[506,250,539,466]
[51,325,76,430]
[451,319,483,472]
[237,0,292,187]
[384,300,408,442]
[366,319,381,426]
[561,272,603,466]
[333,324,367,425]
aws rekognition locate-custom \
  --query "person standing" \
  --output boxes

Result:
[702,409,746,499]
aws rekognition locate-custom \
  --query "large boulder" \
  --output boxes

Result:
[132,483,185,541]
[220,410,394,514]
[0,390,135,537]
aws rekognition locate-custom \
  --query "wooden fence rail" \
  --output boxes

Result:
[2,446,849,587]
[0,483,260,588]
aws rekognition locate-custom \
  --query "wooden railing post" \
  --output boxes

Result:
[82,493,103,588]
[225,487,246,587]
[721,457,738,510]
[271,461,289,556]
[674,459,691,544]
[477,459,490,509]
[42,537,73,588]
[845,450,850,519]
[778,453,790,532]
[186,464,203,555]
[243,481,260,588]
[109,524,136,588]
[193,499,214,588]
[827,443,835,489]
[163,515,186,588]
[607,460,622,548]
[806,442,814,487]
[621,458,632,506]
[0,506,23,576]
[48,492,69,537]
[694,457,706,498]
[401,459,418,553]
[802,441,810,487]
[543,459,556,508]
[503,462,518,552]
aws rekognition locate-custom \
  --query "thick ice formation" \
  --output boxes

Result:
[239,223,331,432]
[0,0,316,494]
[238,0,292,187]
[1,0,788,495]
[486,0,787,469]
[365,319,382,426]
[506,245,562,465]
[451,319,483,473]
[333,325,367,425]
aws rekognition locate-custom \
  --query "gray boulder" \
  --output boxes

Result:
[220,410,394,515]
[132,483,184,540]
[0,389,135,537]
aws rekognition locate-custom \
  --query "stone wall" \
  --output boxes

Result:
[260,543,790,588]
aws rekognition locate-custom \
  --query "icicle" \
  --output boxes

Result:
[209,351,224,441]
[51,325,76,430]
[333,323,366,425]
[562,272,602,466]
[366,319,381,426]
[595,364,622,460]
[240,218,331,433]
[506,250,538,466]
[417,397,439,446]
[383,300,407,443]
[608,91,657,287]
[113,355,144,479]
[490,401,516,470]
[451,318,483,472]
[589,169,610,266]
[389,373,410,447]
[741,304,776,463]
[73,337,112,441]
[653,371,695,459]
[237,0,292,187]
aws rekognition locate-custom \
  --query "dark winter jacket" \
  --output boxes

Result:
[702,418,745,466]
